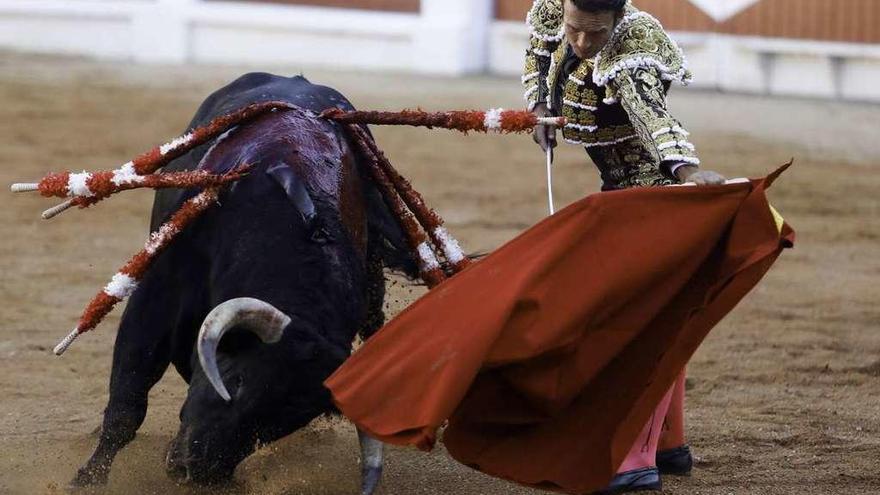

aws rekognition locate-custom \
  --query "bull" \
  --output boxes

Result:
[69,72,417,493]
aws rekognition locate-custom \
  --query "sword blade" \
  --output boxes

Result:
[546,147,555,215]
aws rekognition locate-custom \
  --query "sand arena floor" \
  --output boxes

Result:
[0,53,878,494]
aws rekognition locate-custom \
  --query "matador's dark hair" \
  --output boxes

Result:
[567,0,627,12]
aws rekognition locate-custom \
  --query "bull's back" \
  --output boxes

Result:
[151,73,356,230]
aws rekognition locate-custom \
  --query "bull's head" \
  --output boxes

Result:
[166,298,383,494]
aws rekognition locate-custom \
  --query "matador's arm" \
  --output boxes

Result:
[611,67,700,178]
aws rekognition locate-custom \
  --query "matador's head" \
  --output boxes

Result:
[563,0,626,59]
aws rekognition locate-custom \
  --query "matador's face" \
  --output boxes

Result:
[562,1,620,59]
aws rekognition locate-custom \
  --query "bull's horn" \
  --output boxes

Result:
[197,297,292,402]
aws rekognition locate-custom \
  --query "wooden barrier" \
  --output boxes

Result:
[493,0,880,44]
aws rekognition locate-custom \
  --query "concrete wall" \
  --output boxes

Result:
[1,0,879,101]
[0,0,491,74]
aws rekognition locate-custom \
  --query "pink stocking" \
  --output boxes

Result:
[659,369,687,451]
[617,384,675,473]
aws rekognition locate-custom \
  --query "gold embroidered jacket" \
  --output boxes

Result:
[523,0,700,189]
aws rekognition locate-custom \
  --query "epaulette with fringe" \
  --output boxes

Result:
[593,10,692,89]
[526,0,564,43]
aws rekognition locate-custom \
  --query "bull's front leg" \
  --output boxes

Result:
[353,242,388,495]
[69,270,177,488]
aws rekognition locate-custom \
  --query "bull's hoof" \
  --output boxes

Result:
[165,442,187,482]
[165,461,188,483]
[360,466,382,495]
[67,466,108,490]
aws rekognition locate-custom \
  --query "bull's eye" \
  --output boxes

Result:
[225,374,245,399]
[308,219,334,244]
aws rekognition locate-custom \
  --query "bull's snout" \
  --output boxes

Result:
[165,430,238,485]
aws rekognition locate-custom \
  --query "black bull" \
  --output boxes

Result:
[71,73,417,491]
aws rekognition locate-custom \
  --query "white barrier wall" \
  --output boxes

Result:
[0,2,134,59]
[1,0,880,101]
[0,0,491,74]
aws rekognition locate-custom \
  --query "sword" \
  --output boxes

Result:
[546,146,556,215]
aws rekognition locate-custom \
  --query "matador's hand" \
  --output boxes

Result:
[676,166,726,186]
[532,103,557,152]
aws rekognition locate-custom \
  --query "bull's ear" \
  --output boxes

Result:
[266,163,316,224]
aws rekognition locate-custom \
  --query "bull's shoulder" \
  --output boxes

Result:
[153,73,358,230]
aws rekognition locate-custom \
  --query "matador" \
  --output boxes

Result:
[523,0,726,492]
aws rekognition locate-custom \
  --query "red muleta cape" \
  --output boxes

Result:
[325,166,795,494]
